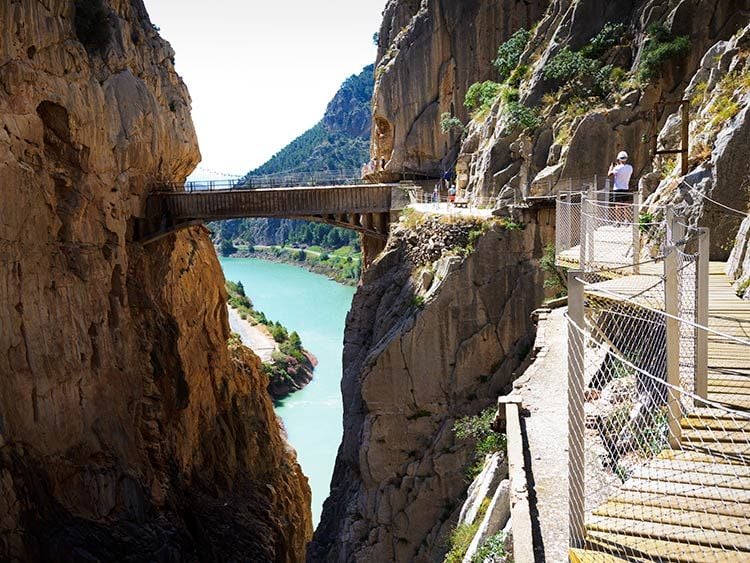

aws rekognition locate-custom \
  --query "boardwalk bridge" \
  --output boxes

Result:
[553,187,750,562]
[135,172,415,260]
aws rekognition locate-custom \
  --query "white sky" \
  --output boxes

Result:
[143,0,386,180]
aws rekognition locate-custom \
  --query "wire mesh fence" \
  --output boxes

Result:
[567,211,750,561]
[556,191,583,268]
[555,185,647,274]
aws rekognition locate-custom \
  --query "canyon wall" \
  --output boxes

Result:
[371,0,549,177]
[0,1,311,560]
[371,0,750,252]
[309,213,551,562]
[315,1,750,560]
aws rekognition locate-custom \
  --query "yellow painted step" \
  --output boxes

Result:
[586,531,750,563]
[608,489,750,519]
[586,514,750,551]
[569,547,632,562]
[593,501,750,534]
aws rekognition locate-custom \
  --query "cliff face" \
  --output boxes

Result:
[0,1,311,560]
[370,0,549,177]
[309,216,549,562]
[372,0,750,229]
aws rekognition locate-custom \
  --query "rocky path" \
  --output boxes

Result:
[514,307,570,562]
[228,307,277,362]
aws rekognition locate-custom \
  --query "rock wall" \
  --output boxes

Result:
[372,0,750,212]
[309,214,550,562]
[465,0,750,205]
[370,0,549,178]
[646,23,750,260]
[0,1,311,560]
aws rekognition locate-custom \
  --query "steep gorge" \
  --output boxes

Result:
[310,214,552,562]
[315,0,750,561]
[0,1,311,560]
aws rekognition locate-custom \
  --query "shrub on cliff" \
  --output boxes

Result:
[493,28,532,83]
[464,81,502,115]
[454,407,506,480]
[638,23,690,82]
[544,23,627,100]
[74,0,112,55]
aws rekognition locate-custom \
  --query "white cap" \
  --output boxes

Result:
[617,151,629,161]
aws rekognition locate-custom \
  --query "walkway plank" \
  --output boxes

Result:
[593,502,750,534]
[585,531,750,563]
[629,465,750,489]
[607,489,750,518]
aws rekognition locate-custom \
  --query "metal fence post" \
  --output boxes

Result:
[583,195,594,270]
[664,210,684,448]
[695,227,710,401]
[568,269,585,549]
[632,193,641,274]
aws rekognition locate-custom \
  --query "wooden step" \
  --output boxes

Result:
[681,428,750,444]
[587,514,750,550]
[569,547,633,562]
[621,477,750,503]
[608,489,750,519]
[586,530,750,563]
[646,457,750,478]
[629,465,750,491]
[593,501,750,534]
[681,417,750,432]
[680,440,750,457]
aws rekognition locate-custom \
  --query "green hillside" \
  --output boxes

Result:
[212,64,374,261]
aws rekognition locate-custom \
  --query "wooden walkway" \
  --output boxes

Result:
[573,263,750,562]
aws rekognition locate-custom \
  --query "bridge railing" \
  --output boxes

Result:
[556,186,650,274]
[153,169,365,193]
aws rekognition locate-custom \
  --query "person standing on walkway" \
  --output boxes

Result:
[608,151,633,223]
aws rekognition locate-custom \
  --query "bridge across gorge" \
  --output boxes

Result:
[135,178,415,261]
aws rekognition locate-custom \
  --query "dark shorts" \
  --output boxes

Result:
[610,190,631,203]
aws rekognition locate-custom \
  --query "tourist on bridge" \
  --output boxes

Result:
[448,185,457,203]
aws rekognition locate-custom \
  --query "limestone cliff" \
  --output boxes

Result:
[371,0,750,223]
[0,1,311,560]
[370,0,549,178]
[309,215,549,562]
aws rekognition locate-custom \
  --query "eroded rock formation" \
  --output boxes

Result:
[370,0,549,178]
[309,215,550,562]
[0,1,311,560]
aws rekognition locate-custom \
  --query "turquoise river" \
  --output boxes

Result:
[219,257,355,526]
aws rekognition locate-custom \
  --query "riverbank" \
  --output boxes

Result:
[226,280,316,400]
[224,244,361,286]
[227,307,276,362]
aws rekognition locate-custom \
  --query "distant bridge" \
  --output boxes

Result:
[135,177,415,257]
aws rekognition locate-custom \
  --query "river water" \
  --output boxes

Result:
[219,257,355,526]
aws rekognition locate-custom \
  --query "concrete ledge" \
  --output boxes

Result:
[506,402,534,563]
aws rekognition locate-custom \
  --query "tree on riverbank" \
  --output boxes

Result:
[226,281,315,400]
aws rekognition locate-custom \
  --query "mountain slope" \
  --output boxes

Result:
[243,64,373,177]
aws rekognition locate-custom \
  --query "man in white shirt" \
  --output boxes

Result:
[608,151,634,223]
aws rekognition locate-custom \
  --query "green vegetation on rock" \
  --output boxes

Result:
[638,23,690,82]
[544,22,626,99]
[471,532,509,563]
[464,81,503,116]
[494,28,532,83]
[454,408,507,480]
